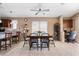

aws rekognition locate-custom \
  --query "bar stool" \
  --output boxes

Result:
[5,32,12,50]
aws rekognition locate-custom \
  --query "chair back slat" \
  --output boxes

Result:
[5,32,12,39]
[41,33,49,36]
[16,31,21,36]
[30,33,38,36]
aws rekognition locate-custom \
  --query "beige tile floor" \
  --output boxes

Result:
[0,41,79,56]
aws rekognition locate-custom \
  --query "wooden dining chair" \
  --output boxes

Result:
[0,39,5,50]
[23,33,29,47]
[5,32,12,50]
[29,33,38,50]
[49,35,56,47]
[0,32,5,50]
[12,31,21,43]
[40,33,49,50]
[16,31,21,42]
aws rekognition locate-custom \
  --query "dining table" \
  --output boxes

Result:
[27,35,53,50]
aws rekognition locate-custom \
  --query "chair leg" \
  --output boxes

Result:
[0,41,1,50]
[37,42,38,50]
[23,41,28,47]
[29,47,31,50]
[51,40,56,47]
[18,37,19,42]
[12,38,13,44]
[53,41,56,47]
[16,38,18,43]
[5,40,7,50]
[47,43,49,50]
[29,44,31,50]
[29,43,32,50]
[41,43,43,50]
[23,42,25,47]
[10,39,12,47]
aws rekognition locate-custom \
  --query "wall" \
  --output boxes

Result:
[74,16,79,42]
[48,18,59,35]
[1,17,72,36]
[28,17,59,35]
[16,18,31,35]
[12,17,59,35]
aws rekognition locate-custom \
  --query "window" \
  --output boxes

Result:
[11,20,17,29]
[32,21,39,33]
[32,20,48,33]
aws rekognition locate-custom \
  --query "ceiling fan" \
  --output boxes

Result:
[30,8,50,15]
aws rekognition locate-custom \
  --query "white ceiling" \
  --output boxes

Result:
[0,3,79,17]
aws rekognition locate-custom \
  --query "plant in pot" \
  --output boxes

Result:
[37,31,42,36]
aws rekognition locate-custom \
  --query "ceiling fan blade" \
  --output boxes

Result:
[35,10,40,15]
[35,8,42,15]
[35,12,38,15]
[30,9,39,11]
[42,9,50,11]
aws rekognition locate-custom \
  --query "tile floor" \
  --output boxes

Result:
[0,41,79,56]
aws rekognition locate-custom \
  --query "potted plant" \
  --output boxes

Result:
[37,31,42,36]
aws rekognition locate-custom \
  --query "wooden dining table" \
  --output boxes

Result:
[27,35,53,50]
[27,35,52,38]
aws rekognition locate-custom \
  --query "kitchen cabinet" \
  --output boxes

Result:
[1,19,11,27]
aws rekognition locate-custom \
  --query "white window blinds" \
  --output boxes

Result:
[11,20,17,29]
[32,20,47,33]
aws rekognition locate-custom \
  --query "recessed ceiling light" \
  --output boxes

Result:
[0,3,2,5]
[60,3,65,5]
[10,11,12,13]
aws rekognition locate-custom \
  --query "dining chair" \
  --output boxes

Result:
[16,31,21,42]
[23,33,29,47]
[5,32,12,50]
[12,31,21,43]
[29,33,38,50]
[49,35,56,47]
[0,39,5,50]
[0,40,1,50]
[41,33,49,50]
[0,32,5,50]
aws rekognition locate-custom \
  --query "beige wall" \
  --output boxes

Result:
[1,17,74,42]
[1,16,78,42]
[16,18,31,35]
[48,18,59,35]
[1,17,72,36]
[12,17,59,35]
[10,17,73,36]
[73,16,79,42]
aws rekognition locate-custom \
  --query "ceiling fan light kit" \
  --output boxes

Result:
[30,3,50,15]
[31,8,50,15]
